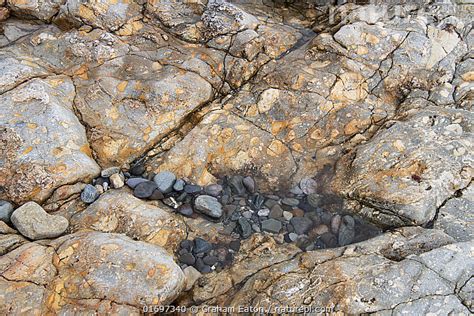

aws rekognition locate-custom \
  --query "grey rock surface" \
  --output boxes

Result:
[10,202,68,240]
[194,195,223,218]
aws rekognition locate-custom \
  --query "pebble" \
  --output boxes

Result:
[289,185,304,195]
[179,253,196,265]
[185,184,202,194]
[331,214,342,234]
[269,204,283,219]
[178,204,193,217]
[252,224,261,232]
[238,217,252,238]
[242,176,256,193]
[289,232,298,242]
[290,217,313,235]
[0,200,14,223]
[183,266,202,291]
[338,215,355,246]
[126,177,148,189]
[194,195,223,218]
[153,171,176,193]
[242,210,252,219]
[282,197,300,207]
[250,194,265,209]
[229,240,241,252]
[321,232,338,248]
[291,208,305,217]
[205,184,223,197]
[95,184,104,194]
[203,255,218,266]
[133,181,158,199]
[130,164,145,176]
[229,175,246,195]
[257,208,270,217]
[264,199,278,209]
[283,211,293,221]
[195,258,212,274]
[109,173,124,189]
[312,224,329,235]
[193,238,212,254]
[149,189,165,200]
[11,202,69,240]
[95,177,108,186]
[307,193,323,208]
[173,179,185,191]
[299,177,318,195]
[180,239,193,251]
[261,218,282,234]
[81,184,100,204]
[101,167,120,177]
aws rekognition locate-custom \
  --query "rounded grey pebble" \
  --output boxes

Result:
[126,177,148,189]
[133,181,158,199]
[81,184,100,204]
[153,171,176,193]
[173,179,185,191]
[0,200,14,223]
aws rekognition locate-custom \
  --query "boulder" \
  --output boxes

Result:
[10,202,69,240]
[0,77,100,204]
[70,190,186,252]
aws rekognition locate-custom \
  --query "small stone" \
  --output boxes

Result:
[153,171,176,193]
[185,184,202,194]
[109,173,124,189]
[291,208,305,217]
[282,197,300,207]
[261,218,282,234]
[103,182,109,191]
[179,253,196,265]
[229,240,241,252]
[130,164,145,176]
[194,195,223,218]
[290,185,304,195]
[173,179,185,192]
[195,258,212,274]
[269,204,284,219]
[180,239,193,251]
[243,176,256,193]
[338,215,355,246]
[183,266,202,291]
[193,238,212,254]
[101,167,120,178]
[264,198,278,209]
[95,177,108,186]
[238,217,252,238]
[242,210,252,219]
[126,177,148,189]
[10,202,69,240]
[0,200,14,223]
[81,184,100,204]
[320,232,338,248]
[313,224,329,236]
[320,211,333,225]
[133,181,158,199]
[205,184,223,197]
[283,211,293,221]
[289,232,298,242]
[95,184,104,194]
[250,223,260,232]
[307,193,323,208]
[203,255,218,266]
[290,217,313,235]
[331,214,342,234]
[299,178,318,195]
[149,189,165,200]
[178,204,193,217]
[229,175,246,195]
[257,208,270,217]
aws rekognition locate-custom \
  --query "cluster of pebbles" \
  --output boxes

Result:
[81,165,382,257]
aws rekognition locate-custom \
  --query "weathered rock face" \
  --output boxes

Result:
[0,76,100,204]
[334,107,473,227]
[70,190,186,252]
[0,0,473,314]
[0,232,185,314]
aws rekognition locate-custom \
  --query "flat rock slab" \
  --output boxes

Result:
[70,190,186,252]
[11,202,69,240]
[0,77,100,204]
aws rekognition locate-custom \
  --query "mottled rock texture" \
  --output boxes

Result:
[0,0,473,314]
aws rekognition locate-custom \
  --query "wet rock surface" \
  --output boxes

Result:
[0,0,473,314]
